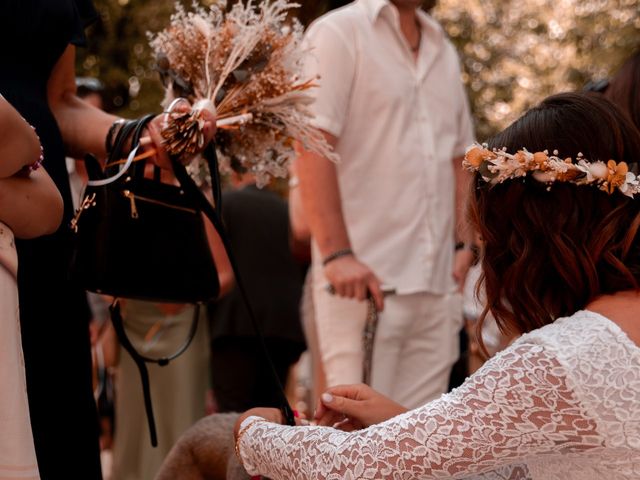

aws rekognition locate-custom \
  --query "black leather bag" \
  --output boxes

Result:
[70,116,294,447]
[71,115,220,303]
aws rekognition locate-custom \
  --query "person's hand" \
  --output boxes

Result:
[146,106,217,170]
[452,248,475,292]
[314,384,407,431]
[234,408,284,440]
[324,255,384,311]
[233,408,308,441]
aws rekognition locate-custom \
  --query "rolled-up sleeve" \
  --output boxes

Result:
[303,20,357,138]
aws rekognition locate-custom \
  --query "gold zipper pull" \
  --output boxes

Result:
[70,193,97,232]
[123,190,139,219]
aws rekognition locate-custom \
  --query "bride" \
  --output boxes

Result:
[233,92,640,479]
[0,96,62,480]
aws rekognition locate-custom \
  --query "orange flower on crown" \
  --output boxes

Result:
[606,160,629,194]
[465,146,496,168]
[514,151,528,165]
[532,151,549,171]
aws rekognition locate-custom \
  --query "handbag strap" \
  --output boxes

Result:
[88,115,155,187]
[98,115,201,447]
[110,300,201,447]
[172,147,296,429]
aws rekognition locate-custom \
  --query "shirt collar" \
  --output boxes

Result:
[358,0,389,22]
[358,0,445,43]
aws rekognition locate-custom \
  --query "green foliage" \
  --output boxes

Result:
[433,0,640,138]
[77,0,640,139]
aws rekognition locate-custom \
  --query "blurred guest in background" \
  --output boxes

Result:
[297,0,475,408]
[288,156,326,413]
[209,166,306,412]
[605,50,640,130]
[111,300,211,480]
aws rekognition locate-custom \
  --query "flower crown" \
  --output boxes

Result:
[463,144,640,197]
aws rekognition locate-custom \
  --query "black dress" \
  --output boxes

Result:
[0,1,102,478]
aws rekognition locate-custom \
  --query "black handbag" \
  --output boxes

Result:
[71,115,220,303]
[70,116,294,446]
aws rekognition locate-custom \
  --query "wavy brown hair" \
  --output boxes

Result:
[469,92,640,343]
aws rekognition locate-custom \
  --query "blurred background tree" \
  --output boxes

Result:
[78,0,639,138]
[434,0,640,138]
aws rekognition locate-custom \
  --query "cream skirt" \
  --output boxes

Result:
[0,222,39,479]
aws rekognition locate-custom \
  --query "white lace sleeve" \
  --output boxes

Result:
[239,342,604,479]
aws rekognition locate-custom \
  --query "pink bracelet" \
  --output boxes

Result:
[27,145,44,171]
[24,124,44,173]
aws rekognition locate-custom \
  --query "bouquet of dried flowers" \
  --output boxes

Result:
[148,0,336,186]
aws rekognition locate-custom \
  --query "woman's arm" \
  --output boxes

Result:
[0,97,44,177]
[47,45,117,159]
[237,343,602,479]
[48,45,215,167]
[0,97,63,237]
[0,168,63,239]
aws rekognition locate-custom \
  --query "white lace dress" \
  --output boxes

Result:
[238,310,640,479]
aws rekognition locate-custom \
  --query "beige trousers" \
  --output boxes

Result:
[313,270,462,409]
[112,302,209,480]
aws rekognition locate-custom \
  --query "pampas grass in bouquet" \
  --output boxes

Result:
[148,0,337,187]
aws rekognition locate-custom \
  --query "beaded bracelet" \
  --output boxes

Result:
[22,125,44,174]
[27,144,44,171]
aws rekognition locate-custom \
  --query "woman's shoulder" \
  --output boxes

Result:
[515,310,635,350]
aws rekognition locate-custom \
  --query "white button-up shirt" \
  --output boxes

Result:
[304,0,474,294]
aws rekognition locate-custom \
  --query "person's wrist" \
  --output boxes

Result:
[322,248,354,266]
[234,417,266,462]
[105,118,126,156]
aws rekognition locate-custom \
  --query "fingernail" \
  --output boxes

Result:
[300,419,310,426]
[321,393,333,403]
[293,410,300,418]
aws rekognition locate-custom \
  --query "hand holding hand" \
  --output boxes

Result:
[324,255,384,311]
[233,408,308,441]
[234,408,284,441]
[314,384,407,431]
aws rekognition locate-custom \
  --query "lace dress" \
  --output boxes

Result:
[238,310,640,479]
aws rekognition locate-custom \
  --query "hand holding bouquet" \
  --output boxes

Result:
[149,0,337,186]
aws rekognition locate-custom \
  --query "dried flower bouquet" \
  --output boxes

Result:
[148,0,336,186]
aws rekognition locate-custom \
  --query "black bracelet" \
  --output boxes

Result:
[322,248,353,266]
[105,119,126,155]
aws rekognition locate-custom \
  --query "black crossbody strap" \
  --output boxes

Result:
[110,299,201,447]
[172,149,296,428]
[104,115,203,447]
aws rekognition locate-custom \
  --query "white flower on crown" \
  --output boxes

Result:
[620,172,640,198]
[463,143,639,197]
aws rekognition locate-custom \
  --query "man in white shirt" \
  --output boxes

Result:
[297,0,475,408]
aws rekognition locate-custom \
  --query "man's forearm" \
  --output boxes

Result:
[297,135,351,258]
